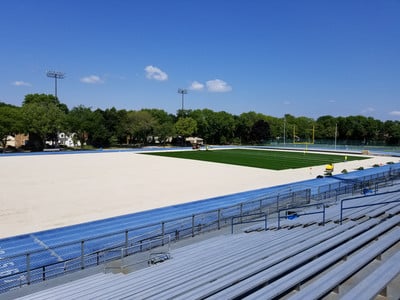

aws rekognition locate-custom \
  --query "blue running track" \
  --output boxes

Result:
[1,148,399,292]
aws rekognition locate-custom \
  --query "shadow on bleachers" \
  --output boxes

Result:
[5,188,400,300]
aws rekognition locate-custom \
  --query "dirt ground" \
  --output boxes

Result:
[0,151,397,238]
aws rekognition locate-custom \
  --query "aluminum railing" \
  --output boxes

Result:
[1,164,399,293]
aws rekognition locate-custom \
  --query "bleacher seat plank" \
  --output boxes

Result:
[386,204,400,216]
[365,202,399,218]
[172,220,381,300]
[74,226,326,299]
[9,189,400,300]
[282,228,400,300]
[129,224,345,299]
[207,217,399,300]
[340,250,400,300]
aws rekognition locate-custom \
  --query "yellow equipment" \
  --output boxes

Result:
[325,163,334,176]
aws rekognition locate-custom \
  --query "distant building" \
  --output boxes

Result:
[5,135,15,147]
[15,134,29,148]
[58,132,81,147]
[5,134,29,148]
[185,137,204,145]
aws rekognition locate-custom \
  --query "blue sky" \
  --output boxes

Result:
[1,0,399,120]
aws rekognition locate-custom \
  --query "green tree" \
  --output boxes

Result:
[213,111,236,144]
[123,110,157,144]
[88,109,110,148]
[250,119,270,144]
[67,105,94,147]
[23,93,68,113]
[101,107,127,145]
[188,109,211,141]
[22,94,67,150]
[143,108,176,124]
[383,120,400,145]
[294,116,315,142]
[363,117,382,144]
[264,115,281,142]
[235,112,269,144]
[143,108,176,144]
[235,111,259,144]
[187,109,236,144]
[175,117,197,139]
[0,103,23,151]
[315,115,337,140]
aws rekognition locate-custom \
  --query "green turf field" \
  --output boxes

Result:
[144,148,367,170]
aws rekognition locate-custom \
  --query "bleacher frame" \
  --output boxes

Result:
[1,164,400,295]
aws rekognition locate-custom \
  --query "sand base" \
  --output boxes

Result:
[0,151,396,238]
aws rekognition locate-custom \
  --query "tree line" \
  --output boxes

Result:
[1,93,400,151]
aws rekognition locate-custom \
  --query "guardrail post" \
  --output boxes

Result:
[277,210,281,229]
[276,194,279,213]
[161,222,165,245]
[291,191,295,206]
[191,214,195,237]
[264,214,268,230]
[80,240,85,269]
[125,230,129,249]
[322,204,325,226]
[340,200,344,225]
[26,253,31,285]
[124,230,129,256]
[217,209,221,230]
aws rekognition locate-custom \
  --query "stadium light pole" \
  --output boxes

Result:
[177,88,188,112]
[46,71,65,99]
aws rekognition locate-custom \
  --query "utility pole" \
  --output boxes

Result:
[46,71,65,99]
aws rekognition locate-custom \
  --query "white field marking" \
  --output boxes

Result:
[30,234,64,262]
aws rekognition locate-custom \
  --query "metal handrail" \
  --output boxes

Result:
[231,213,268,234]
[277,203,326,229]
[1,166,399,293]
[103,234,171,272]
[339,190,400,224]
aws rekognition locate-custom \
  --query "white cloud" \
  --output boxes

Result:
[206,79,232,92]
[361,107,375,114]
[189,81,204,91]
[389,111,400,116]
[12,81,31,87]
[80,75,104,84]
[144,65,168,81]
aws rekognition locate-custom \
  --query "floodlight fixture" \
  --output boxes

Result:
[46,71,65,99]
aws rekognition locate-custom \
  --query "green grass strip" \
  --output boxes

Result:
[143,149,367,170]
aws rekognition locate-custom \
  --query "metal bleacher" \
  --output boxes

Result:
[2,164,400,299]
[340,251,400,300]
[10,192,400,300]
